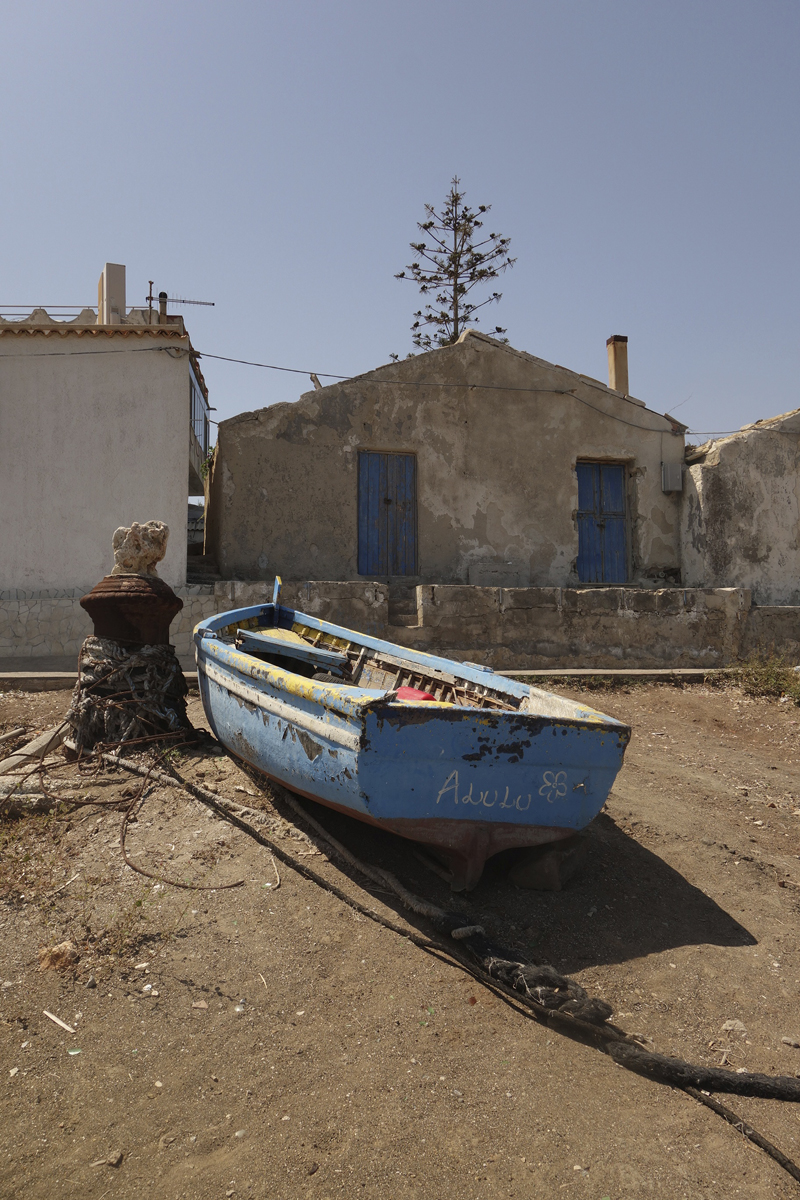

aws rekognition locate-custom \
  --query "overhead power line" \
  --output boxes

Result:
[2,339,768,436]
[192,352,680,432]
[196,351,349,378]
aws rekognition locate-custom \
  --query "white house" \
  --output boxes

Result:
[0,263,211,592]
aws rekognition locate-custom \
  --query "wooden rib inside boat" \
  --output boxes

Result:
[228,618,519,710]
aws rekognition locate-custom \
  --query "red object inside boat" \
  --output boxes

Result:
[395,686,437,702]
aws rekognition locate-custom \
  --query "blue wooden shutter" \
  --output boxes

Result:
[599,463,627,582]
[576,462,627,583]
[358,451,387,575]
[358,452,417,576]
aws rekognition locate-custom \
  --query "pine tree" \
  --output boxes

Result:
[396,177,515,352]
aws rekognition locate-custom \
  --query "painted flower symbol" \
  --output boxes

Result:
[539,770,567,803]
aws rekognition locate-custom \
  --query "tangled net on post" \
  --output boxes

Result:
[65,635,191,754]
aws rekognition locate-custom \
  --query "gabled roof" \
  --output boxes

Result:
[455,330,688,431]
[299,328,686,435]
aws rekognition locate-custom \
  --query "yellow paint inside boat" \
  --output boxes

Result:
[211,642,364,708]
[291,621,351,651]
[196,616,613,725]
[249,627,313,647]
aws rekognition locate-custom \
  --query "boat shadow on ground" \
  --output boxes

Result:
[268,790,757,976]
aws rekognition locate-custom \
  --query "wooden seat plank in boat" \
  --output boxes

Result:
[236,627,349,674]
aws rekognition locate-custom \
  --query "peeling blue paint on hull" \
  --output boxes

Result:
[194,602,630,890]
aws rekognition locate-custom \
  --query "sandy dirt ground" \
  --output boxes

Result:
[0,680,799,1200]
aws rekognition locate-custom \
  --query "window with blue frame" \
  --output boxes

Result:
[576,462,628,584]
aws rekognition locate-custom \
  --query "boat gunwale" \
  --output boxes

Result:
[199,658,363,751]
[194,602,629,735]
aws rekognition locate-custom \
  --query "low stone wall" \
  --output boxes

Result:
[0,585,220,662]
[2,580,799,668]
[740,606,800,663]
[408,585,754,669]
[280,580,389,638]
[0,587,92,660]
[285,582,799,669]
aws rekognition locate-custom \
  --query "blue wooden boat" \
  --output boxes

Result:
[194,584,630,890]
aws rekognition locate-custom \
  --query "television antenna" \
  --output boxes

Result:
[165,297,215,306]
[146,282,215,319]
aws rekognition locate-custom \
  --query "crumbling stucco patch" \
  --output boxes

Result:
[682,412,800,604]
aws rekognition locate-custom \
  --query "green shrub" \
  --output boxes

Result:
[735,651,800,702]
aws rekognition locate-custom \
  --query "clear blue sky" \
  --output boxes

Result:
[2,1,798,449]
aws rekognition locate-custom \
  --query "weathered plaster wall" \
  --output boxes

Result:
[682,414,800,605]
[207,332,684,587]
[0,330,191,590]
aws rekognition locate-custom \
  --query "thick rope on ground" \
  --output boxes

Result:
[96,750,800,1185]
[275,784,614,1025]
[87,748,800,1104]
[271,786,800,1101]
[685,1088,800,1185]
[608,1041,800,1101]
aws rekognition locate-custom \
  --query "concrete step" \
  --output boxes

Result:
[387,584,418,628]
[186,555,222,584]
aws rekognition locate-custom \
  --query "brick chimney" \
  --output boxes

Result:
[606,335,628,395]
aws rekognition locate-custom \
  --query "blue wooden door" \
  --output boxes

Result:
[358,452,417,575]
[576,462,627,583]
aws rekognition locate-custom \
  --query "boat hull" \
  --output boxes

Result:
[195,604,630,890]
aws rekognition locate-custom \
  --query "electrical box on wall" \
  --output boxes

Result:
[661,462,683,493]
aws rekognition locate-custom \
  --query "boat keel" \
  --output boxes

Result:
[380,816,577,891]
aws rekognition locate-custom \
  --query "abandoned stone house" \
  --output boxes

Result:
[200,331,800,669]
[4,297,800,670]
[205,330,687,591]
